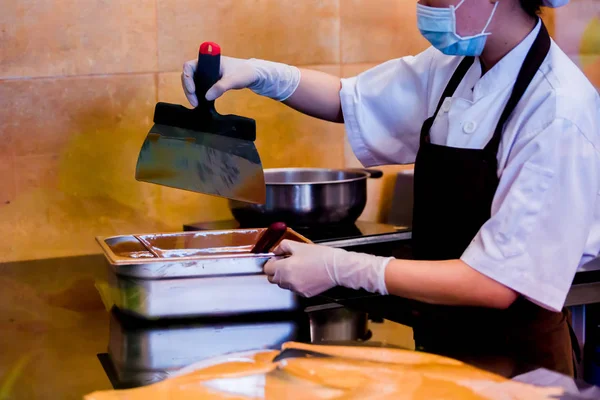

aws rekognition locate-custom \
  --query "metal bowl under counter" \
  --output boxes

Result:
[306,303,371,343]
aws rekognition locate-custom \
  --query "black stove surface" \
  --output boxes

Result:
[184,219,409,243]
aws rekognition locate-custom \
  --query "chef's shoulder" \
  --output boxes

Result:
[536,43,600,147]
[348,46,458,92]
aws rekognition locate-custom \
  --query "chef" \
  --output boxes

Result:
[182,0,600,376]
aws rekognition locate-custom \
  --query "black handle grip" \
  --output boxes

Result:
[194,42,221,111]
[151,42,257,142]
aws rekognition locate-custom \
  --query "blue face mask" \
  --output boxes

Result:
[417,0,499,56]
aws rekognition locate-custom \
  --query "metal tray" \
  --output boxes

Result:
[107,311,300,371]
[105,271,300,319]
[96,228,311,279]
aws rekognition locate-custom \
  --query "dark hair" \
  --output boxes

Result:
[520,0,544,17]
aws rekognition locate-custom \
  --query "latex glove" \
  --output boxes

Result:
[181,56,301,107]
[263,240,393,298]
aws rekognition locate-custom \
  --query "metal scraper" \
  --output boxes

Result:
[135,42,266,204]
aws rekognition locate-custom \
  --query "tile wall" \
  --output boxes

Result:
[0,1,580,262]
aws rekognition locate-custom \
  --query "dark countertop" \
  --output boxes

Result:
[2,253,599,399]
[0,255,113,399]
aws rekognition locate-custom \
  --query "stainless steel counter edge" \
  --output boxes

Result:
[317,231,412,248]
[319,229,600,274]
[317,229,600,306]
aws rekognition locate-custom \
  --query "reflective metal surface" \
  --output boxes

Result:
[107,310,301,372]
[184,220,412,246]
[228,168,382,227]
[95,228,310,319]
[106,271,299,319]
[3,251,600,397]
[96,228,311,279]
[135,121,266,204]
[306,303,370,343]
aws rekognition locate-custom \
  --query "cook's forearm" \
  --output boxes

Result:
[283,68,344,123]
[384,258,518,309]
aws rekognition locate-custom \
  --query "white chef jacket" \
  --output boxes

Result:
[340,20,600,312]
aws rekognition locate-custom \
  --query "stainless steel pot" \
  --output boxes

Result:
[228,168,383,227]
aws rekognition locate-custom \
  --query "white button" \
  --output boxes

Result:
[463,121,477,134]
[441,98,452,113]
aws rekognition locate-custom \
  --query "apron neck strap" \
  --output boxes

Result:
[420,56,474,145]
[435,56,475,114]
[484,21,551,155]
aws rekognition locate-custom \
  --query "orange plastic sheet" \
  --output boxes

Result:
[84,342,564,399]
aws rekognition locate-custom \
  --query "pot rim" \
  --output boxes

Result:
[262,168,369,186]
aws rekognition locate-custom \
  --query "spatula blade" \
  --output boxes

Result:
[135,124,266,204]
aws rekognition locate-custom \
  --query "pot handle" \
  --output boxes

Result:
[364,169,383,179]
[347,168,383,179]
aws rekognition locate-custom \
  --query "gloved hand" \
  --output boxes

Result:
[263,240,393,298]
[181,56,301,107]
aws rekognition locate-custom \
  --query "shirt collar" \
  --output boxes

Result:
[471,18,542,100]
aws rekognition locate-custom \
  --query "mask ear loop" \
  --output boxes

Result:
[450,0,467,37]
[453,0,467,10]
[452,0,500,39]
[481,1,500,35]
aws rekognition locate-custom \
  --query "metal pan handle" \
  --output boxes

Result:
[347,168,383,179]
[363,169,383,179]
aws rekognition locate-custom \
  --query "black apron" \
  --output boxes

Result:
[410,21,578,377]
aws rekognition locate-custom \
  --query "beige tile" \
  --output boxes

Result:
[341,0,430,64]
[158,72,191,105]
[149,188,233,229]
[221,66,346,170]
[540,8,556,38]
[553,1,600,55]
[0,112,12,159]
[14,154,60,193]
[0,0,157,79]
[552,2,600,87]
[341,63,379,79]
[0,156,15,206]
[159,65,346,171]
[156,72,242,225]
[581,55,600,88]
[0,182,178,262]
[0,74,156,157]
[0,74,182,261]
[157,0,340,71]
[370,320,415,350]
[348,142,413,223]
[342,63,415,223]
[155,65,347,226]
[0,65,362,261]
[578,15,600,57]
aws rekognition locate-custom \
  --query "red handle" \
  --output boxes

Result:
[251,222,287,254]
[194,42,221,109]
[199,42,221,55]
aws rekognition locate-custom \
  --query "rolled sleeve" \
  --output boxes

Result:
[461,119,600,311]
[339,48,437,167]
[340,75,380,166]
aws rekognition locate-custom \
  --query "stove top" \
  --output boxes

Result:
[184,220,412,247]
